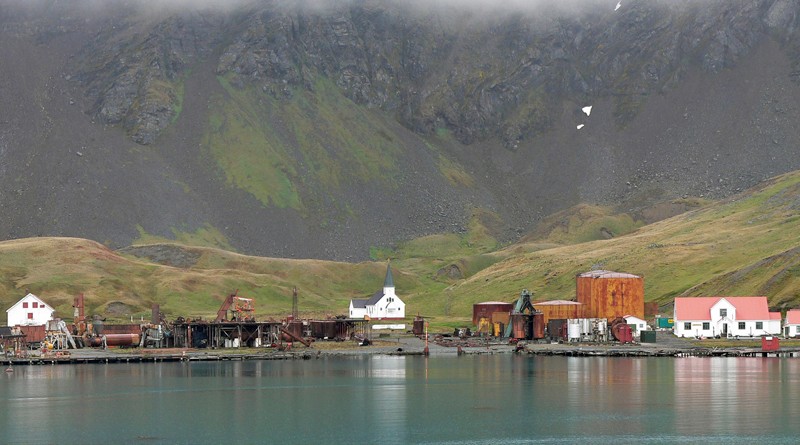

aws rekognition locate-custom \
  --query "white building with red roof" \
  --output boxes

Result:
[785,309,800,338]
[673,296,781,338]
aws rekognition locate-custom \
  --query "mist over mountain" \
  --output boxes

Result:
[1,0,799,261]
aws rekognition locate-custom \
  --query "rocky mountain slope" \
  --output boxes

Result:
[1,0,800,260]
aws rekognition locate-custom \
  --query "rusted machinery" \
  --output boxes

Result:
[610,317,633,343]
[506,289,545,341]
[215,290,255,322]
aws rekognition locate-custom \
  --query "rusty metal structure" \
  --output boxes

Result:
[472,301,514,326]
[504,289,545,340]
[414,316,425,335]
[533,300,584,325]
[215,290,255,322]
[576,270,644,320]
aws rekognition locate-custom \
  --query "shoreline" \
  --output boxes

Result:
[5,336,800,366]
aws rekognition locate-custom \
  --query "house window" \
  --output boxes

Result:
[720,308,727,317]
[702,322,710,330]
[684,322,691,330]
[756,322,763,330]
[738,322,745,330]
[27,312,33,319]
[32,302,38,308]
[23,302,28,308]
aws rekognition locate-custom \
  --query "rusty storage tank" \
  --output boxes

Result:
[473,301,514,326]
[532,312,545,340]
[412,316,425,336]
[89,333,141,347]
[533,300,584,325]
[576,270,644,320]
[509,314,530,340]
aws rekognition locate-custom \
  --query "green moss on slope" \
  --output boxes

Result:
[204,75,403,212]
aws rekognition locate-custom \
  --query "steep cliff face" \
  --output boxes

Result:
[2,0,800,260]
[76,0,800,148]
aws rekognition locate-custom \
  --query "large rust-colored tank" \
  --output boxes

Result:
[472,302,514,326]
[532,313,545,340]
[576,270,644,320]
[533,300,584,325]
[509,314,531,340]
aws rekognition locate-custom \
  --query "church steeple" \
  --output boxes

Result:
[383,260,394,289]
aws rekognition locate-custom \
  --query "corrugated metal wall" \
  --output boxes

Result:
[576,275,644,320]
[472,303,514,326]
[532,302,583,325]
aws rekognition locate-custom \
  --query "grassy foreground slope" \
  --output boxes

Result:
[1,171,799,327]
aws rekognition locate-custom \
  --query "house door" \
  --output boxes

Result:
[785,326,790,337]
[722,323,728,337]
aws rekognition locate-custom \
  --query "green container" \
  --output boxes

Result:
[640,331,657,343]
[656,317,674,329]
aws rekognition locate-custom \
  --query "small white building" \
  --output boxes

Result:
[6,293,55,326]
[673,296,781,338]
[623,315,650,335]
[349,263,405,320]
[785,309,800,338]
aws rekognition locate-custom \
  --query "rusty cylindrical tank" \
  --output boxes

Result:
[510,314,530,340]
[576,270,644,320]
[412,316,425,336]
[89,334,141,347]
[532,313,545,340]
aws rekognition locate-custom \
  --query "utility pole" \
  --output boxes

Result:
[292,286,299,320]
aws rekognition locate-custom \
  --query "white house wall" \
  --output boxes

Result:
[675,318,781,338]
[7,294,55,326]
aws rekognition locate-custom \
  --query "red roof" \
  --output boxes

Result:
[674,297,719,320]
[674,296,771,321]
[770,312,782,320]
[787,309,800,325]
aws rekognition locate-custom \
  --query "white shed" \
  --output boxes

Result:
[6,293,55,326]
[785,309,800,338]
[623,315,650,335]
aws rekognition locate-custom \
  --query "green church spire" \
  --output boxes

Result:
[383,260,394,288]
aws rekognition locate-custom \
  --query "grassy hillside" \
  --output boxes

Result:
[2,171,799,329]
[439,171,800,316]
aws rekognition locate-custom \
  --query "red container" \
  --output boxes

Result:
[762,336,780,352]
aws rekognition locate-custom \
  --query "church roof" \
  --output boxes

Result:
[351,290,386,308]
[384,263,394,288]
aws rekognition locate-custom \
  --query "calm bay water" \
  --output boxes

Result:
[2,355,799,444]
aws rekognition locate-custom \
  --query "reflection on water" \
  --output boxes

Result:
[1,356,799,444]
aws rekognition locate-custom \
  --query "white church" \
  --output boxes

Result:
[349,262,405,320]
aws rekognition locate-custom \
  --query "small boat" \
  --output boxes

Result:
[4,366,12,373]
